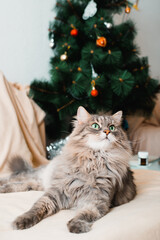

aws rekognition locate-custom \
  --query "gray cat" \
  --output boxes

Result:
[0,106,136,233]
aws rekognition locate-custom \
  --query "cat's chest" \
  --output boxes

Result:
[67,156,112,194]
[80,154,108,175]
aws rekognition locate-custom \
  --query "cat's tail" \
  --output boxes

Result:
[9,156,32,174]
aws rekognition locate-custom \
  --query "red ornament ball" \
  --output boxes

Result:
[91,88,99,97]
[70,28,78,36]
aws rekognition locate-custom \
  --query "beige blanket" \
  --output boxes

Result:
[127,94,160,158]
[0,71,48,175]
[0,169,160,240]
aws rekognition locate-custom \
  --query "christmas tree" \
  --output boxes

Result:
[30,0,159,141]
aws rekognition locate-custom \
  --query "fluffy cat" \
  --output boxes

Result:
[0,106,136,233]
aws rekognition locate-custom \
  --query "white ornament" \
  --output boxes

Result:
[49,41,54,48]
[82,0,97,20]
[104,22,113,29]
[49,34,55,48]
[91,64,98,78]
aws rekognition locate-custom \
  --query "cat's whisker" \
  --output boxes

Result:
[116,134,146,145]
[118,146,132,158]
[60,130,70,135]
[128,136,147,144]
[114,141,132,158]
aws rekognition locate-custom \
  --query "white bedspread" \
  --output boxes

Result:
[0,169,160,240]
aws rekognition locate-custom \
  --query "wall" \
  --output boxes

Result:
[130,0,160,80]
[0,0,55,84]
[0,0,159,85]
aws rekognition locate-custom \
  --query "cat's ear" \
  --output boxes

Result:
[77,106,91,124]
[112,111,122,123]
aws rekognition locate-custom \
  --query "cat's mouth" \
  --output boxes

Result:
[105,132,110,138]
[103,133,111,142]
[103,135,110,141]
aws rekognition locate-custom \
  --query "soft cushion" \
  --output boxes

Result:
[0,169,160,240]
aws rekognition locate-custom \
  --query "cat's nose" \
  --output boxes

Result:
[103,129,110,135]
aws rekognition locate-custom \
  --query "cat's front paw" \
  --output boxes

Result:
[13,213,37,230]
[67,218,92,234]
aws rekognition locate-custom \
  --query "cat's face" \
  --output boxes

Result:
[72,106,125,151]
[85,114,122,150]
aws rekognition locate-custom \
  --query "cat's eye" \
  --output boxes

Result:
[109,125,115,131]
[91,123,100,130]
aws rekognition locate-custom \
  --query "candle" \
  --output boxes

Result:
[138,151,149,166]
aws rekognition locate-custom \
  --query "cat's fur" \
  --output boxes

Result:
[0,106,136,233]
